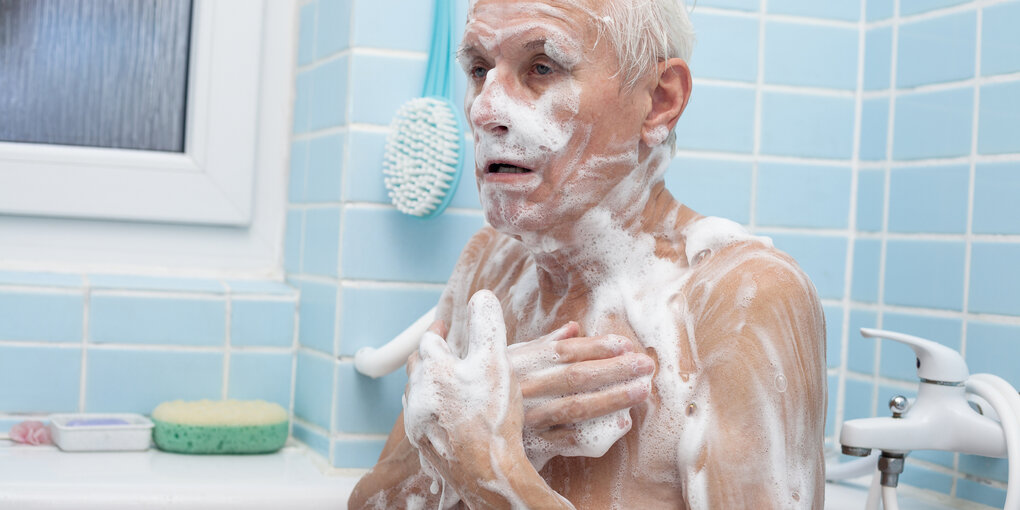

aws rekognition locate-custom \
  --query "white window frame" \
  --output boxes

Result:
[0,0,296,276]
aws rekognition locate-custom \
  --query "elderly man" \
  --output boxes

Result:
[349,0,826,508]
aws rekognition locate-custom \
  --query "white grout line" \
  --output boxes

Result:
[340,279,447,291]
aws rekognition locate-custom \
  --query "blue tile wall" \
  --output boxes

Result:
[688,12,758,83]
[824,305,843,368]
[756,163,851,228]
[0,290,82,342]
[866,0,894,22]
[289,139,310,203]
[968,243,1020,316]
[350,0,430,51]
[764,22,858,90]
[884,240,966,310]
[893,88,974,160]
[90,295,226,346]
[825,374,837,436]
[966,321,1020,389]
[899,0,969,16]
[665,157,753,224]
[844,378,875,420]
[981,1,1020,76]
[332,438,387,468]
[86,349,223,413]
[767,234,847,300]
[959,453,1007,484]
[856,170,886,232]
[899,464,953,494]
[309,57,349,131]
[294,351,334,430]
[956,479,1007,508]
[864,27,893,91]
[760,93,855,159]
[345,130,390,203]
[859,98,889,161]
[284,210,304,273]
[0,346,80,413]
[697,0,760,11]
[846,309,878,373]
[350,54,426,125]
[228,352,294,409]
[293,70,313,134]
[231,299,296,348]
[851,238,881,303]
[896,12,976,88]
[339,285,442,355]
[316,0,351,58]
[978,81,1020,155]
[89,274,225,293]
[301,207,341,277]
[973,162,1020,235]
[674,85,756,153]
[887,165,969,234]
[335,363,406,434]
[767,0,860,21]
[306,134,345,203]
[294,421,331,460]
[293,279,338,354]
[297,2,318,66]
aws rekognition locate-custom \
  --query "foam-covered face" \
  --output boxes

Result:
[461,0,652,236]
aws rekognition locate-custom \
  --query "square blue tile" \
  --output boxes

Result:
[912,449,955,469]
[687,12,758,82]
[978,81,1020,155]
[844,377,875,420]
[959,454,1007,484]
[316,0,351,58]
[0,345,80,413]
[301,207,341,278]
[0,291,82,343]
[969,243,1020,316]
[866,0,894,21]
[893,88,973,160]
[345,129,389,203]
[973,162,1020,235]
[896,11,976,88]
[846,309,878,373]
[851,238,881,303]
[756,162,852,228]
[967,321,1020,389]
[297,2,317,66]
[981,1,1020,76]
[289,139,310,203]
[294,351,334,430]
[888,165,969,234]
[284,209,304,274]
[294,421,331,460]
[339,285,441,356]
[696,0,759,10]
[856,169,886,232]
[333,438,387,468]
[899,0,969,16]
[231,299,296,348]
[350,54,425,126]
[88,274,225,294]
[900,464,953,494]
[227,280,298,296]
[306,134,344,203]
[309,57,349,131]
[767,0,860,20]
[824,305,844,369]
[351,0,429,52]
[879,313,962,381]
[293,279,338,354]
[89,295,226,346]
[228,352,293,409]
[860,98,889,160]
[884,240,965,310]
[674,84,756,153]
[665,157,752,224]
[767,233,848,300]
[760,93,855,159]
[864,27,892,91]
[764,22,858,90]
[294,70,313,135]
[0,271,82,288]
[341,208,483,283]
[86,349,222,413]
[335,363,406,434]
[956,479,1007,508]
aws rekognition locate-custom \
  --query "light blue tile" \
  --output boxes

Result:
[284,209,304,274]
[767,234,847,300]
[851,238,881,303]
[294,70,312,135]
[688,12,758,82]
[309,57,349,131]
[341,208,483,283]
[350,54,425,126]
[0,271,82,288]
[294,421,331,460]
[226,280,297,296]
[88,274,224,294]
[293,279,338,354]
[884,240,965,310]
[856,169,885,232]
[351,0,429,52]
[864,27,892,91]
[297,2,317,66]
[866,0,894,21]
[969,243,1020,316]
[86,349,222,413]
[228,352,293,409]
[756,163,851,228]
[696,0,759,11]
[981,1,1020,76]
[912,449,955,469]
[896,12,976,88]
[900,0,969,16]
[764,22,858,90]
[767,0,859,20]
[301,207,341,278]
[339,285,441,356]
[674,84,756,153]
[335,363,406,434]
[760,93,856,159]
[316,0,351,58]
[967,321,1020,390]
[289,139,309,203]
[960,454,1007,484]
[860,98,889,160]
[879,313,962,381]
[0,345,80,413]
[978,81,1020,155]
[333,438,387,468]
[665,157,752,224]
[294,351,334,430]
[826,374,838,436]
[973,162,1020,235]
[956,479,1007,508]
[893,88,973,160]
[846,309,878,373]
[90,295,226,346]
[888,165,969,234]
[0,291,82,342]
[824,305,844,369]
[345,129,389,203]
[900,464,952,494]
[306,134,344,203]
[231,299,296,348]
[844,377,875,420]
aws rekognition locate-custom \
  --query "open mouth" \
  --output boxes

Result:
[487,163,533,174]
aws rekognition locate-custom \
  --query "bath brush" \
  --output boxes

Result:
[382,0,464,218]
[151,399,288,454]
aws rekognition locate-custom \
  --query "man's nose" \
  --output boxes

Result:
[469,78,511,135]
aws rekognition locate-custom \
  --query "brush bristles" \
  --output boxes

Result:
[383,97,462,217]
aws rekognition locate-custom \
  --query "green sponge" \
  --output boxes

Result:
[152,399,288,454]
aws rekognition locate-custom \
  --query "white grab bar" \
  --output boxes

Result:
[353,307,436,378]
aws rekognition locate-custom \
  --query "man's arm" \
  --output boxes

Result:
[680,244,827,509]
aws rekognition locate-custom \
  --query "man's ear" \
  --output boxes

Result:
[641,58,692,147]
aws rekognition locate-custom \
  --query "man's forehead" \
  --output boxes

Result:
[462,1,596,53]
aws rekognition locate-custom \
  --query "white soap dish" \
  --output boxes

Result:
[48,413,154,452]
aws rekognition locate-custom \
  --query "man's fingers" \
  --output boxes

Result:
[524,376,652,429]
[554,334,635,363]
[427,319,448,338]
[419,331,453,361]
[519,352,654,398]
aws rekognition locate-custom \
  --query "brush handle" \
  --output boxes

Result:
[423,0,455,100]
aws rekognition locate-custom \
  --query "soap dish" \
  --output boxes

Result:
[49,413,154,452]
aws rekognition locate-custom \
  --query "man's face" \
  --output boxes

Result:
[460,0,651,236]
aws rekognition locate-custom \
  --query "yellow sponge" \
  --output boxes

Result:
[152,399,288,454]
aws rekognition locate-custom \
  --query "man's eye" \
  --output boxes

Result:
[534,63,553,76]
[471,66,488,79]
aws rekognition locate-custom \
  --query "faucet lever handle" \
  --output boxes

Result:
[860,328,969,384]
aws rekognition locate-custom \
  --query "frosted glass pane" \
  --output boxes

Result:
[0,0,192,152]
